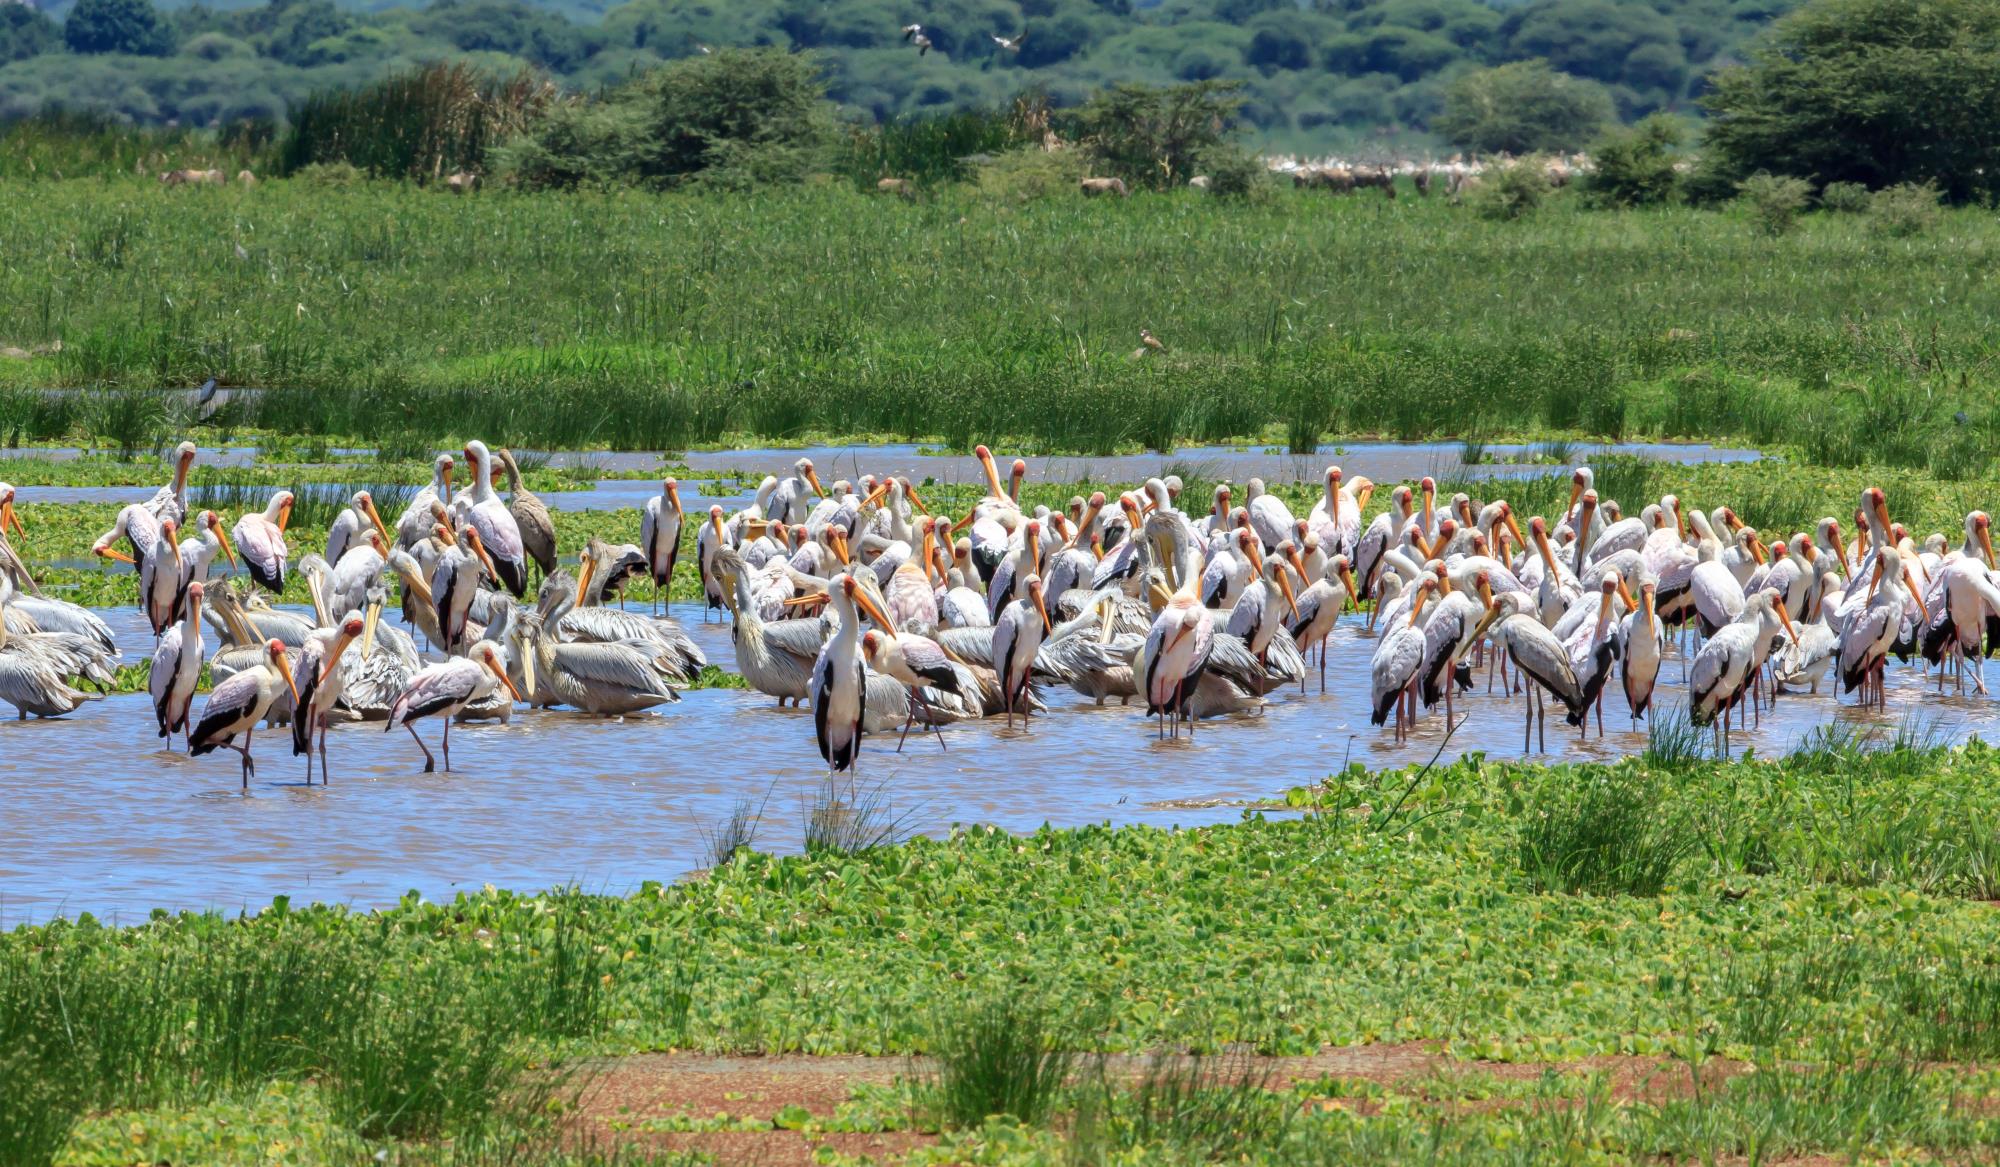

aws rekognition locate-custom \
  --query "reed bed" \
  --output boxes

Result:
[2,185,1999,466]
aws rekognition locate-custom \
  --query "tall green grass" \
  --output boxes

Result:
[4,185,2000,461]
[0,111,272,183]
[279,64,558,181]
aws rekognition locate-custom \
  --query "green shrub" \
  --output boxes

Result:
[292,160,365,188]
[974,145,1088,203]
[1819,180,1872,212]
[1737,173,1813,235]
[1580,114,1683,208]
[1469,160,1550,220]
[1435,60,1614,155]
[1193,142,1272,200]
[1870,181,1942,236]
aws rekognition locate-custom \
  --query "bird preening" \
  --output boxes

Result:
[1,435,1991,792]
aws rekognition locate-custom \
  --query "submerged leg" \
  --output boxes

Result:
[407,722,436,772]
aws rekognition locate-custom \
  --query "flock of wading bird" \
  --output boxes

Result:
[0,442,1992,784]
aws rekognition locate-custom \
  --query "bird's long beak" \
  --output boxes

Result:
[860,481,892,509]
[210,515,238,568]
[667,481,684,516]
[324,628,361,683]
[1616,577,1637,613]
[1867,555,1886,601]
[467,531,499,582]
[710,509,726,547]
[1566,480,1583,514]
[855,587,895,631]
[520,636,537,700]
[1409,581,1433,623]
[1478,576,1495,613]
[1533,527,1556,573]
[168,531,183,568]
[1594,590,1614,637]
[1285,544,1307,583]
[1245,538,1264,577]
[1277,570,1297,618]
[94,544,137,565]
[1643,586,1657,625]
[1749,536,1768,567]
[831,529,851,566]
[486,655,524,702]
[1504,508,1525,552]
[905,484,930,515]
[805,468,827,499]
[1034,588,1052,633]
[274,650,300,707]
[1723,508,1742,534]
[1356,483,1375,511]
[575,553,596,604]
[978,448,1005,500]
[782,591,827,609]
[363,497,390,544]
[1906,566,1929,621]
[1774,596,1798,644]
[1981,523,1995,569]
[1340,563,1360,610]
[361,596,382,662]
[1,500,22,538]
[277,497,293,534]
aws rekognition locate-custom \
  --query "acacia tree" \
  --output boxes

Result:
[1702,0,2000,202]
[1074,79,1243,189]
[1432,60,1613,155]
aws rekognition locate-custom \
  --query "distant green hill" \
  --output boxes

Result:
[0,0,1793,150]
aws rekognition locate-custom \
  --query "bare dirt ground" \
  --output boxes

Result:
[567,1043,1788,1165]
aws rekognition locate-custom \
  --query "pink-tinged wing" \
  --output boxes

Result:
[471,499,525,563]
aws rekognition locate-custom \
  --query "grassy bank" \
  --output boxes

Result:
[11,739,2000,1163]
[2,184,1998,469]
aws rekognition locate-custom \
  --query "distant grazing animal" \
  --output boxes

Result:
[877,177,914,197]
[1188,175,1211,190]
[445,171,480,195]
[1413,168,1432,197]
[1080,177,1128,198]
[159,169,224,187]
[236,170,257,187]
[1293,167,1354,192]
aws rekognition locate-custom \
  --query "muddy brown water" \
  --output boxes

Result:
[3,593,1994,926]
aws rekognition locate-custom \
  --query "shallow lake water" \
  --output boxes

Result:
[3,592,1992,926]
[0,436,1830,926]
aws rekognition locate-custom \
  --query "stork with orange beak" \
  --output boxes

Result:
[232,490,293,593]
[190,638,298,790]
[141,517,184,636]
[144,441,199,527]
[1288,553,1359,693]
[326,489,391,568]
[386,640,522,773]
[810,574,896,771]
[993,575,1053,728]
[433,522,499,653]
[641,478,685,616]
[292,611,368,784]
[1226,551,1298,664]
[150,580,206,747]
[92,503,163,576]
[1139,567,1214,739]
[0,483,23,543]
[697,504,732,619]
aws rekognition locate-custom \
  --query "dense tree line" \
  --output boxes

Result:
[0,0,1791,148]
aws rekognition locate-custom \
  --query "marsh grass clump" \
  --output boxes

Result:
[1642,701,1711,769]
[698,786,772,868]
[803,775,920,856]
[925,992,1077,1129]
[1069,1050,1294,1163]
[1517,767,1689,895]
